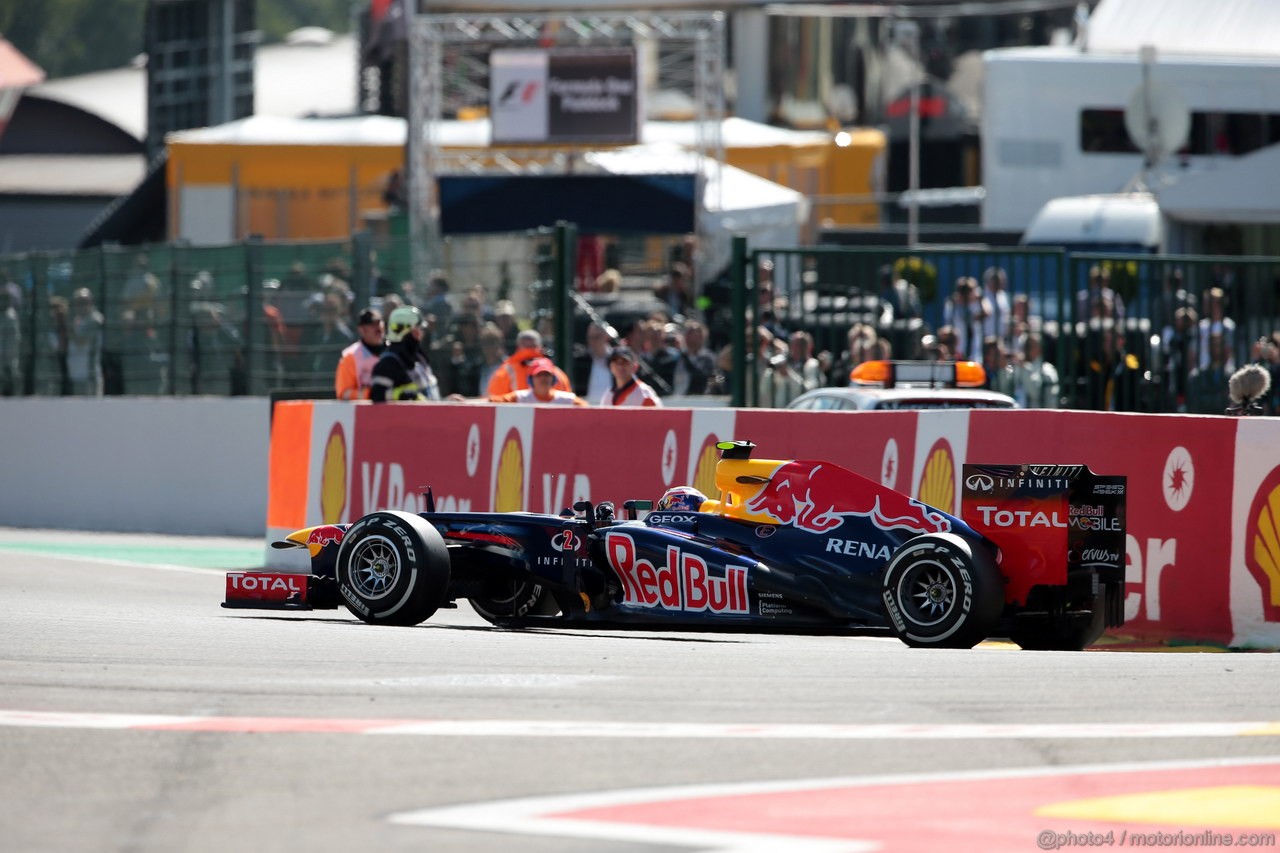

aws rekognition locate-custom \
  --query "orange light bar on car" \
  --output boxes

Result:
[850,360,893,385]
[850,360,988,388]
[954,361,986,387]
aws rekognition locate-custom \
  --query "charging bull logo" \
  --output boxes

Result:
[303,524,346,557]
[1245,465,1280,622]
[743,462,951,535]
[306,525,345,547]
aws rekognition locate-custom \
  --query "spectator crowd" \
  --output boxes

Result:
[2,247,1278,418]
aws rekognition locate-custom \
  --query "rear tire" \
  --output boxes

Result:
[469,580,560,625]
[335,511,450,626]
[881,533,1004,649]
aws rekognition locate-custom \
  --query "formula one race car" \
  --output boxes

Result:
[226,441,1127,650]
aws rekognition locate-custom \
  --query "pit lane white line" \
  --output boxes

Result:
[0,552,224,575]
[1,710,1278,739]
[387,755,1280,853]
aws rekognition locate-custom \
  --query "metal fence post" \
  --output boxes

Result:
[97,246,122,395]
[243,234,263,395]
[169,244,182,395]
[553,221,576,372]
[1057,250,1071,408]
[730,235,747,408]
[351,230,372,311]
[96,246,110,319]
[23,253,44,395]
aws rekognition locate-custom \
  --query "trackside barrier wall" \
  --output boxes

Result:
[267,401,1280,650]
[0,398,269,535]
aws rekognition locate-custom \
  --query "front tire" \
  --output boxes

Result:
[881,533,1004,649]
[335,511,450,626]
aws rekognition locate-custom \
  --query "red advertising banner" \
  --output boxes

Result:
[350,405,496,518]
[525,407,695,513]
[276,403,1270,647]
[968,411,1236,644]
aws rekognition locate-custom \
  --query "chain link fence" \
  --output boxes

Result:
[0,226,674,399]
[4,233,1278,417]
[735,243,1280,414]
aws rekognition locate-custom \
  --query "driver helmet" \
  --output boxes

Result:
[657,486,707,513]
[386,306,423,343]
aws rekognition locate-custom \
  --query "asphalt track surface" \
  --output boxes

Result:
[2,528,1278,853]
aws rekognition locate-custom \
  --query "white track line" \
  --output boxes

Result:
[1,710,1278,739]
[0,551,246,575]
[389,755,1280,853]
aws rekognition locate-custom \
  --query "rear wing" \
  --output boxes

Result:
[961,464,1126,605]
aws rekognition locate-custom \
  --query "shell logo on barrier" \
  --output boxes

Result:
[494,429,525,512]
[466,424,481,477]
[917,438,955,515]
[692,435,721,499]
[881,438,899,489]
[1245,464,1280,623]
[1163,445,1195,512]
[661,430,678,486]
[319,422,347,524]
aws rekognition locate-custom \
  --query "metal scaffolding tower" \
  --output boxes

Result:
[406,10,725,283]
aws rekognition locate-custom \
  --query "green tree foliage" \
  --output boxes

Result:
[1,0,353,80]
[893,255,939,304]
[0,1,148,80]
[257,0,354,44]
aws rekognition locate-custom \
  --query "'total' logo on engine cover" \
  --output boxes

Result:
[605,532,749,614]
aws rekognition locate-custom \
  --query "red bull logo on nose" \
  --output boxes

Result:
[743,461,951,536]
[306,525,346,547]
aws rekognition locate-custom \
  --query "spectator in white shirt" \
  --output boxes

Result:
[599,346,662,407]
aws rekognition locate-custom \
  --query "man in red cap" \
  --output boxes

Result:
[487,358,587,406]
[485,329,572,396]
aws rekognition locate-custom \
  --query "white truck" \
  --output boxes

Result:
[1019,191,1161,253]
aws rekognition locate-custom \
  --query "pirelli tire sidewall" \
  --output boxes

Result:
[880,532,1003,649]
[469,579,560,625]
[335,511,451,626]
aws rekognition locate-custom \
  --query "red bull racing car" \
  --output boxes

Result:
[226,441,1127,650]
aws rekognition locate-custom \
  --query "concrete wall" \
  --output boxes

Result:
[0,195,115,253]
[0,398,270,536]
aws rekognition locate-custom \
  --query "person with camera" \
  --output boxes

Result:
[760,330,822,407]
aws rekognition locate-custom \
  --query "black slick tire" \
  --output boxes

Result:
[469,580,560,625]
[881,533,1004,649]
[335,511,450,626]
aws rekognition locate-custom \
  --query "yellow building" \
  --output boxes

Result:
[165,115,884,243]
